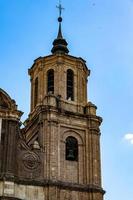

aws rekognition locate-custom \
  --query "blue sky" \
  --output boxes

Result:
[0,0,133,199]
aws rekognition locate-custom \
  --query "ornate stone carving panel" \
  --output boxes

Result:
[17,150,43,180]
[23,152,41,171]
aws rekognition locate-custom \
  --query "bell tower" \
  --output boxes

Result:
[0,2,105,199]
[22,3,105,200]
[0,3,105,200]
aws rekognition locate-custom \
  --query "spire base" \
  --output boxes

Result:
[51,38,69,54]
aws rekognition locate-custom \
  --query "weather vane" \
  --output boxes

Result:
[56,0,64,18]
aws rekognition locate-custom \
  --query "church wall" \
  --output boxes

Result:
[60,126,85,184]
[0,181,103,200]
[0,181,45,200]
[22,94,102,186]
[0,119,20,178]
[43,107,101,185]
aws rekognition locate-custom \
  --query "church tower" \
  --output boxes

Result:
[23,4,105,199]
[0,3,105,200]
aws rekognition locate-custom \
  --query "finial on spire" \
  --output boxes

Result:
[56,0,64,18]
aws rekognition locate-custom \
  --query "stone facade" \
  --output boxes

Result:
[0,16,105,200]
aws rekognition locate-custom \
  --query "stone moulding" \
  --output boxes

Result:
[0,177,105,195]
[0,197,22,200]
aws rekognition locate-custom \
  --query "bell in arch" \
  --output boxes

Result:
[66,136,78,161]
[67,149,75,160]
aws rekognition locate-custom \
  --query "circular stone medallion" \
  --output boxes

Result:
[23,153,40,170]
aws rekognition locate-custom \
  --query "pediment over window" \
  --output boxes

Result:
[0,88,17,110]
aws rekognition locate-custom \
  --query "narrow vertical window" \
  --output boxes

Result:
[67,69,74,101]
[66,136,78,161]
[34,77,38,106]
[47,69,54,94]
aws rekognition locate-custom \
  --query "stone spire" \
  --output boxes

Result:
[51,2,69,54]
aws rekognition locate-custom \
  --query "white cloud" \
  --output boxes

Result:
[124,133,133,144]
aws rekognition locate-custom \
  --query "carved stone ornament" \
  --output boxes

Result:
[22,152,40,170]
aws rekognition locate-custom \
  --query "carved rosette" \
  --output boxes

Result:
[22,152,41,171]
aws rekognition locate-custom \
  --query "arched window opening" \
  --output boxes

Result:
[47,69,54,94]
[67,69,74,101]
[66,136,78,161]
[34,77,38,106]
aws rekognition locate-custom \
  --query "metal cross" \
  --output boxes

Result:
[56,0,64,17]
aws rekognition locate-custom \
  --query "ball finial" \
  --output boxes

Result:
[58,17,62,22]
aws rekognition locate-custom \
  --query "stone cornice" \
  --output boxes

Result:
[0,110,23,121]
[0,177,105,195]
[0,197,22,200]
[29,54,90,75]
